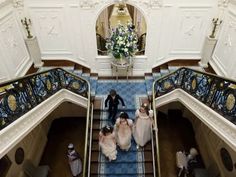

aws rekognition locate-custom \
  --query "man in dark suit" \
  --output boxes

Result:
[105,89,125,124]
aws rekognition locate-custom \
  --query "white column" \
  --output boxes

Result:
[25,36,44,68]
[199,36,217,68]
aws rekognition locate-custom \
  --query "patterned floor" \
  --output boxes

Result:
[95,80,148,176]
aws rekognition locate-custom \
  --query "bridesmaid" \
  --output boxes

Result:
[133,103,154,149]
[115,112,133,151]
[99,125,117,161]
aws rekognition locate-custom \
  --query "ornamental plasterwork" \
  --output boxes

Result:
[0,0,11,7]
[79,0,162,9]
[12,0,24,8]
[184,25,196,36]
[135,0,162,9]
[218,0,229,8]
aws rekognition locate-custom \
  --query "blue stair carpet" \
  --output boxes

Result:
[96,80,147,177]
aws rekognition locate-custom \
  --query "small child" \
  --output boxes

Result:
[105,89,125,124]
[99,125,117,161]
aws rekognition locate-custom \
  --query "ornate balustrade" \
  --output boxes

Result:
[0,68,89,130]
[154,67,236,124]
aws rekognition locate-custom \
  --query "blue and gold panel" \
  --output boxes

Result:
[0,68,89,130]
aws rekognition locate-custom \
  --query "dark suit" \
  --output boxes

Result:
[105,94,125,123]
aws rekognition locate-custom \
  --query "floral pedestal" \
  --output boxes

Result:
[111,57,133,80]
[114,58,128,66]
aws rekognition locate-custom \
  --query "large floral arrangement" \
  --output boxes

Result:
[106,23,138,59]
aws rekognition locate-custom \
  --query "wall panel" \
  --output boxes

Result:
[212,7,236,77]
[28,4,73,57]
[0,6,30,80]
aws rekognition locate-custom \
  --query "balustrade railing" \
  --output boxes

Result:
[154,67,236,123]
[0,68,90,177]
[152,67,236,177]
[0,68,89,130]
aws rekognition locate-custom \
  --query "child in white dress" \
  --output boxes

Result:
[99,125,117,161]
[115,112,133,151]
[133,103,154,149]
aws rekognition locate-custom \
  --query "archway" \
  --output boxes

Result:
[95,2,147,56]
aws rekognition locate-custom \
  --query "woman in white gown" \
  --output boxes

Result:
[99,125,117,161]
[133,103,154,148]
[115,112,133,151]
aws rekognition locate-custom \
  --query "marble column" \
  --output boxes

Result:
[25,36,44,68]
[199,36,217,68]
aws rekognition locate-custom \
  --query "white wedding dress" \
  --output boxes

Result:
[99,131,117,161]
[115,118,133,150]
[133,109,153,147]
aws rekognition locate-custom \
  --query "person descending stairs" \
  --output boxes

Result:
[90,80,155,177]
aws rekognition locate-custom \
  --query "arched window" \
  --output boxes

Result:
[96,3,147,56]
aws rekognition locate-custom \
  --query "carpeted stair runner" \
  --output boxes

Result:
[92,80,154,176]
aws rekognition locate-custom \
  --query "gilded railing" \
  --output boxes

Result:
[152,67,236,177]
[0,68,89,130]
[154,67,236,122]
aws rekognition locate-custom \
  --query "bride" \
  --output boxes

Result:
[115,112,133,151]
[99,125,117,161]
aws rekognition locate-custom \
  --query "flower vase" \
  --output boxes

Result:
[115,57,128,65]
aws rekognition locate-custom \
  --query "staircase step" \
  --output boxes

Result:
[91,151,99,162]
[90,162,153,175]
[152,72,161,80]
[92,121,101,130]
[38,66,74,73]
[92,130,100,140]
[160,68,169,76]
[168,65,180,73]
[145,76,154,96]
[91,141,152,152]
[91,142,99,151]
[91,175,154,177]
[73,69,83,76]
[90,76,98,96]
[144,151,154,162]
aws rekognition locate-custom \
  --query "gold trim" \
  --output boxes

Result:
[46,80,52,90]
[72,82,80,90]
[192,78,197,90]
[164,81,171,89]
[8,95,17,112]
[226,94,235,111]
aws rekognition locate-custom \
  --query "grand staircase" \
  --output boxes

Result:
[31,60,205,177]
[90,110,154,177]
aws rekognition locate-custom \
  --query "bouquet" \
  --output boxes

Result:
[106,23,138,60]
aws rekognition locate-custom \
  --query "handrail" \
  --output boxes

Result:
[150,126,157,177]
[0,68,91,177]
[0,68,89,130]
[152,85,161,177]
[152,67,236,177]
[83,92,91,177]
[153,67,236,122]
[87,103,94,177]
